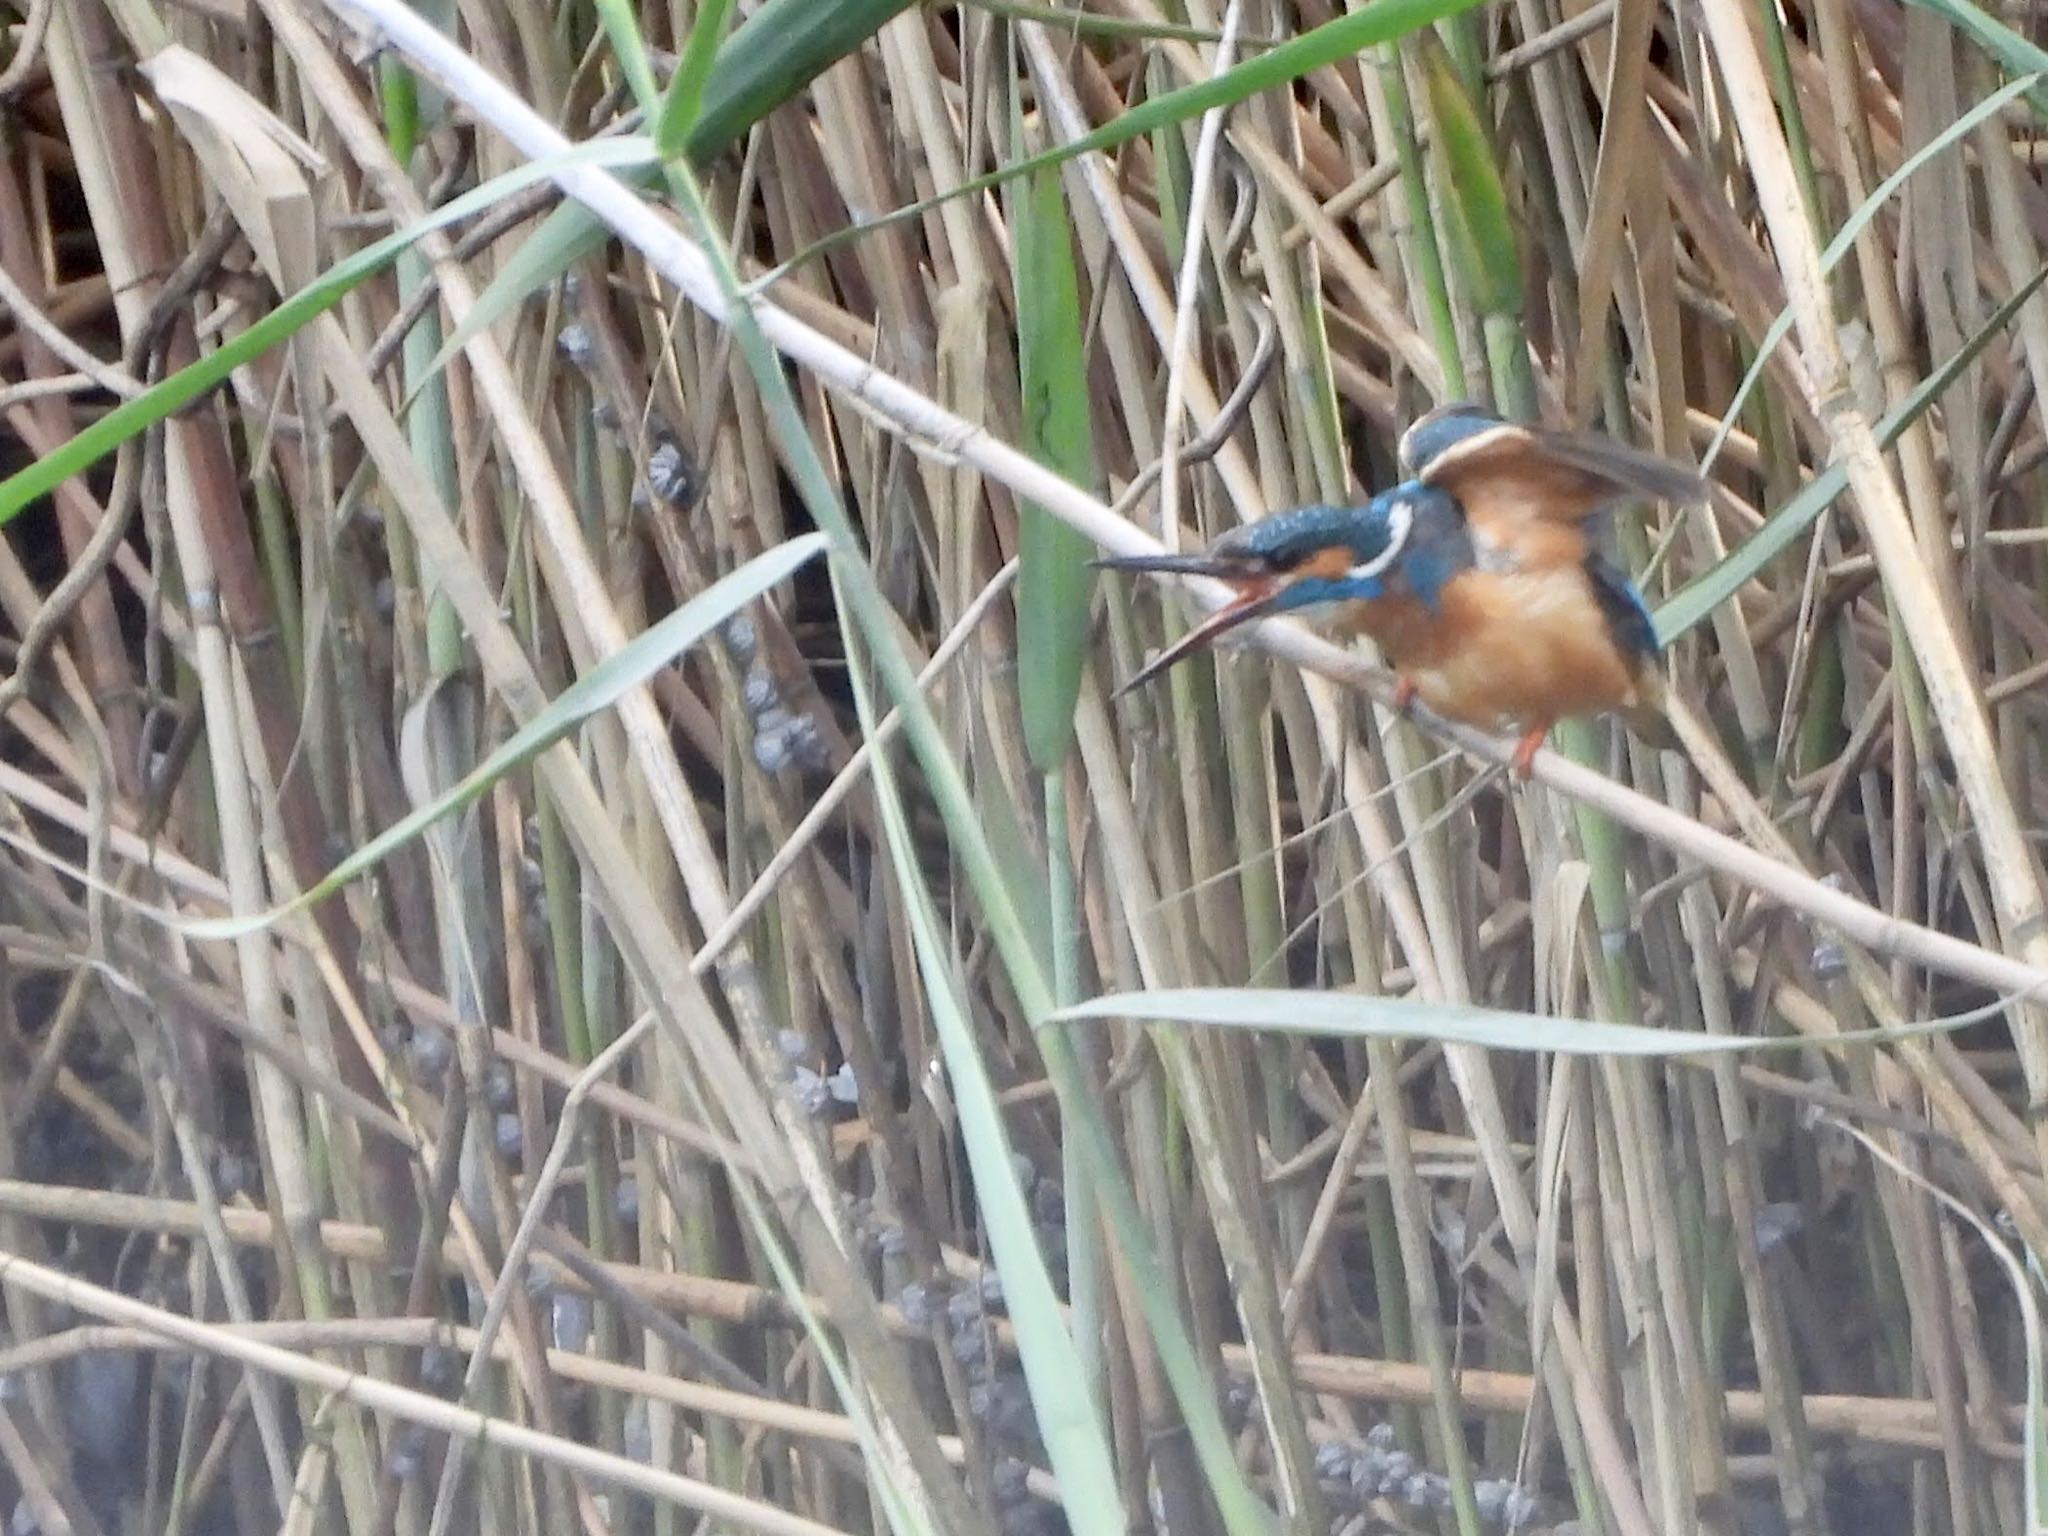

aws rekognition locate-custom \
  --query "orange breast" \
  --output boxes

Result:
[1340,567,1651,730]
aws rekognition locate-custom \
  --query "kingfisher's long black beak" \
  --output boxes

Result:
[1094,550,1284,696]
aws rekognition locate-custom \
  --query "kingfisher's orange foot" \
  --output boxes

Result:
[1392,676,1418,714]
[1510,725,1550,779]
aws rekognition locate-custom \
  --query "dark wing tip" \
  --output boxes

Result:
[1541,436,1709,508]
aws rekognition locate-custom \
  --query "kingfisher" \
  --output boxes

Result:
[1097,404,1707,777]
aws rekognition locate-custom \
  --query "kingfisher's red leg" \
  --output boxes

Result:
[1392,676,1418,714]
[1510,723,1551,779]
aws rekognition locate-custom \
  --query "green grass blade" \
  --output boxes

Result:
[1056,986,2015,1054]
[1657,260,2048,641]
[684,0,916,162]
[841,583,1126,1536]
[1377,40,1464,392]
[177,533,829,941]
[379,54,423,158]
[590,0,662,111]
[0,134,659,528]
[657,0,745,153]
[419,202,610,385]
[1012,129,1101,772]
[1418,30,1519,317]
[1897,0,2048,105]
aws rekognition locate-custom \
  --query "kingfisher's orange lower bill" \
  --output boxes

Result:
[1094,551,1284,696]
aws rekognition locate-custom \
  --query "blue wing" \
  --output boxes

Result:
[1584,553,1660,661]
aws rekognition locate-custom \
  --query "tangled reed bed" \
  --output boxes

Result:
[1,1,2047,1534]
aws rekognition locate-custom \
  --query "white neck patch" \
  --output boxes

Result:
[1346,498,1413,582]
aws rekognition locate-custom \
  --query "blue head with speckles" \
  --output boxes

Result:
[1094,484,1470,692]
[1220,485,1466,613]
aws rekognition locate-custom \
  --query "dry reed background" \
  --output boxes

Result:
[0,0,2045,1534]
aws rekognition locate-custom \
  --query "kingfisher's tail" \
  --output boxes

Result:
[1619,667,1680,750]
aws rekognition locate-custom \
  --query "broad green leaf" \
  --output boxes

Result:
[1013,140,1100,771]
[379,55,423,159]
[0,136,660,529]
[1418,29,1519,316]
[656,0,743,153]
[684,0,916,162]
[179,533,829,941]
[1056,986,2012,1054]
